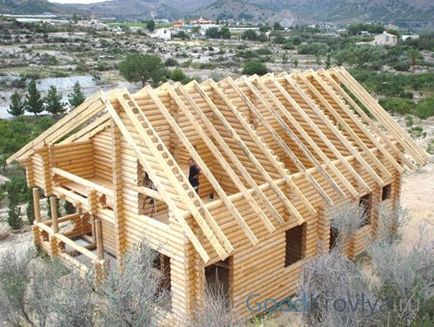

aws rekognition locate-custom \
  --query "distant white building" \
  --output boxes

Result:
[373,31,398,46]
[401,34,420,42]
[150,28,172,41]
[77,19,108,31]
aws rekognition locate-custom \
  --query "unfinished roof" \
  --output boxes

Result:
[8,67,429,263]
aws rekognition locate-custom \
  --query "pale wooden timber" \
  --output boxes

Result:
[8,69,425,326]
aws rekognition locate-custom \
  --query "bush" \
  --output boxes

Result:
[414,96,434,119]
[164,58,178,67]
[378,97,414,115]
[242,60,267,76]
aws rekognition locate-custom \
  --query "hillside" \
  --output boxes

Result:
[0,0,59,14]
[1,0,433,28]
[196,0,434,28]
[196,0,297,24]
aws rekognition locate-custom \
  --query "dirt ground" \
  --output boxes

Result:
[399,161,434,248]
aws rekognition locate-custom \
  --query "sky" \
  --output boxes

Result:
[48,0,109,3]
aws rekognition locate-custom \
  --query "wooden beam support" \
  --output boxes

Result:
[193,80,289,225]
[296,72,389,183]
[174,82,279,232]
[226,77,334,206]
[33,188,41,224]
[285,73,382,187]
[244,77,349,198]
[50,196,59,233]
[146,86,259,246]
[333,68,428,165]
[165,83,275,235]
[207,79,307,223]
[319,70,405,173]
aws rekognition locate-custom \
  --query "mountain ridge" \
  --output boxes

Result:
[1,0,433,28]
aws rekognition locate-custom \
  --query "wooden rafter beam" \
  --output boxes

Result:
[7,92,104,164]
[270,75,371,194]
[306,71,394,180]
[102,94,211,263]
[145,85,259,246]
[208,79,308,222]
[245,76,349,198]
[171,82,278,233]
[194,80,290,225]
[333,68,428,165]
[226,77,334,206]
[116,90,232,260]
[287,73,385,186]
[318,69,405,173]
[60,112,111,144]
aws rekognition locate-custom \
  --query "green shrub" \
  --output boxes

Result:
[414,97,434,119]
[378,97,414,115]
[242,60,267,76]
[426,140,434,155]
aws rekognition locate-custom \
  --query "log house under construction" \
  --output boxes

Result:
[7,67,428,323]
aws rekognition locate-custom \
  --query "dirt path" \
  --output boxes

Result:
[399,161,434,247]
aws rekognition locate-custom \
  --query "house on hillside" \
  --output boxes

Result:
[7,68,428,324]
[373,31,398,46]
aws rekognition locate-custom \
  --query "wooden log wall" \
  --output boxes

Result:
[53,141,94,180]
[32,147,49,190]
[93,127,113,181]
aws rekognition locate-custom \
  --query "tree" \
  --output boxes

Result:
[243,60,267,76]
[118,54,166,87]
[8,91,24,117]
[205,27,221,39]
[241,30,258,41]
[7,206,23,230]
[45,85,65,115]
[146,20,155,32]
[68,82,85,108]
[273,22,284,30]
[407,48,422,72]
[220,27,231,39]
[292,58,299,68]
[24,79,44,115]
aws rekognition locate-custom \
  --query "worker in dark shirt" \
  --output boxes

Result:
[188,158,200,193]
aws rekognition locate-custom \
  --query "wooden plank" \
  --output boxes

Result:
[7,93,104,163]
[194,80,290,225]
[165,83,275,235]
[334,68,427,165]
[52,167,113,197]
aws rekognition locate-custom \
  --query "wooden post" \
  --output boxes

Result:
[95,218,104,260]
[33,188,41,224]
[50,196,59,233]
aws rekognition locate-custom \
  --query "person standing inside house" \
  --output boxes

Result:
[188,158,201,193]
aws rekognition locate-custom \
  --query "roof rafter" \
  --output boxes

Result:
[102,93,211,262]
[145,85,259,246]
[114,90,232,261]
[305,71,394,180]
[196,80,300,224]
[247,76,352,197]
[175,82,284,229]
[210,78,315,215]
[333,68,428,165]
[288,73,386,186]
[227,77,334,206]
[318,70,405,173]
[164,83,276,235]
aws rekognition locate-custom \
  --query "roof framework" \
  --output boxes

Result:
[8,68,428,263]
